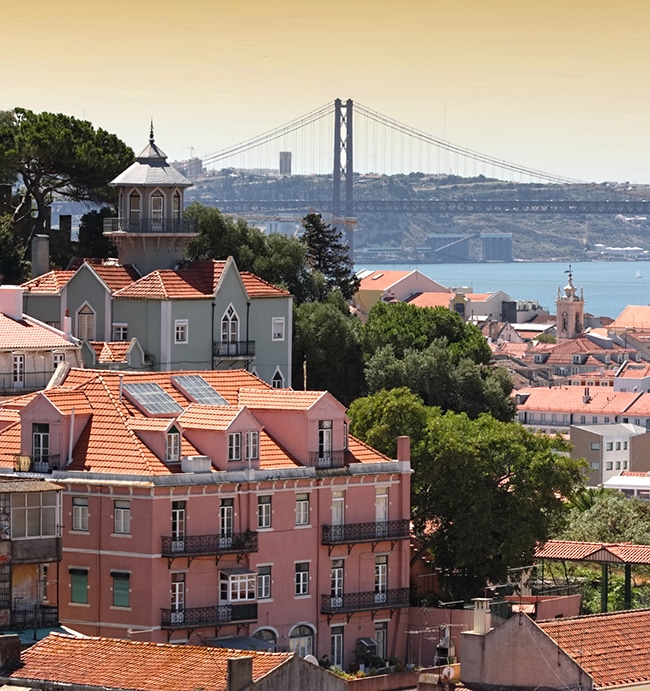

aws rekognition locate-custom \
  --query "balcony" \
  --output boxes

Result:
[13,455,60,474]
[307,450,347,469]
[213,341,256,359]
[11,604,58,630]
[321,588,410,615]
[161,602,257,629]
[103,217,198,235]
[322,519,410,546]
[161,531,258,560]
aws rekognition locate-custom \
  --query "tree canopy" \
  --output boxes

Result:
[348,392,586,599]
[0,108,134,249]
[300,212,359,300]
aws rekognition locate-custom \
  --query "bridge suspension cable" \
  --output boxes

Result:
[354,101,584,185]
[200,102,332,167]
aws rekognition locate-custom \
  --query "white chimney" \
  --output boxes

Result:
[0,286,24,321]
[471,598,492,634]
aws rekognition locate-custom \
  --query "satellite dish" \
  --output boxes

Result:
[442,666,455,680]
[304,654,319,666]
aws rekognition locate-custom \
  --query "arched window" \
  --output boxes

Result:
[289,624,314,657]
[129,191,141,223]
[151,191,164,229]
[166,426,181,463]
[77,305,95,341]
[172,191,181,221]
[252,628,277,651]
[272,368,284,389]
[221,306,239,355]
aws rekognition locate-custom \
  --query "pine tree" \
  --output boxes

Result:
[300,213,359,300]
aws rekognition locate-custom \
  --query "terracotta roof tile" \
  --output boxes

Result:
[358,270,413,291]
[238,388,326,410]
[406,293,452,308]
[610,305,650,330]
[536,539,650,565]
[538,609,650,687]
[89,263,141,291]
[10,632,294,691]
[516,386,639,415]
[0,314,78,350]
[89,341,131,363]
[347,435,392,464]
[240,272,291,298]
[22,270,75,294]
[177,404,243,431]
[40,390,93,415]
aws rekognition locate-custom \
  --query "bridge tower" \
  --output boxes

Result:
[556,266,584,341]
[333,99,354,258]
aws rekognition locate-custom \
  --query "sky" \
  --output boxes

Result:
[4,0,650,183]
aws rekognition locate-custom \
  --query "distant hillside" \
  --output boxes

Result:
[186,172,650,262]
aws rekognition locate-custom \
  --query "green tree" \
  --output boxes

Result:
[292,293,365,405]
[300,213,359,300]
[0,215,29,283]
[0,108,134,250]
[77,207,119,259]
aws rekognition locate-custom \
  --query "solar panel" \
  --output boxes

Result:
[171,374,229,406]
[122,382,184,415]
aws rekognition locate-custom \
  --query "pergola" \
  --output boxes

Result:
[534,539,650,612]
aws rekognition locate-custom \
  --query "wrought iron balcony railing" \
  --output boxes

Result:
[161,531,258,558]
[103,217,198,235]
[322,519,410,545]
[13,455,60,474]
[320,588,410,615]
[161,602,258,629]
[11,604,58,630]
[213,341,256,358]
[307,450,346,469]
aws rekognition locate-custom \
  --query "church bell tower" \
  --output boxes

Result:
[556,265,584,341]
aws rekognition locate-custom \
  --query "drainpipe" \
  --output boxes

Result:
[211,301,215,370]
[67,408,75,467]
[245,301,250,371]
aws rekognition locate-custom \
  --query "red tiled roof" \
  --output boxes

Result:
[516,386,639,415]
[88,263,141,292]
[538,609,650,687]
[177,404,242,431]
[10,632,294,691]
[347,435,392,464]
[114,260,228,299]
[535,539,650,565]
[240,272,291,298]
[238,388,327,410]
[22,270,75,294]
[406,292,452,308]
[89,341,131,363]
[0,314,78,350]
[358,270,412,291]
[610,305,650,330]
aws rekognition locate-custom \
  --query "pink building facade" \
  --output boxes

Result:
[0,368,411,670]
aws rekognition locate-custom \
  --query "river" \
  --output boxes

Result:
[354,261,650,321]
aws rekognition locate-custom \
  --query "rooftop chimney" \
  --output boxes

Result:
[471,598,492,634]
[31,234,50,279]
[0,635,21,672]
[227,656,253,691]
[396,436,411,463]
[0,286,24,321]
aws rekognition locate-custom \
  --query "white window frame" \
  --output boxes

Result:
[166,429,181,463]
[221,305,239,344]
[11,492,58,539]
[114,500,131,535]
[129,190,141,223]
[220,571,256,602]
[257,495,272,529]
[271,368,284,389]
[77,304,96,341]
[228,432,241,461]
[246,431,259,460]
[174,319,188,344]
[53,352,66,370]
[295,562,309,596]
[112,323,129,341]
[296,493,309,526]
[151,190,164,226]
[257,565,271,600]
[72,497,88,532]
[272,317,285,341]
[12,353,25,388]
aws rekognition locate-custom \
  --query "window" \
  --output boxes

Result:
[616,461,621,470]
[228,432,241,461]
[604,417,610,423]
[171,573,185,618]
[624,441,628,450]
[70,568,88,604]
[590,442,600,451]
[375,622,388,662]
[151,191,164,226]
[605,461,613,471]
[221,306,239,345]
[616,441,621,450]
[77,305,95,341]
[114,500,131,534]
[257,565,271,600]
[246,431,259,461]
[166,427,181,463]
[12,354,24,388]
[33,423,50,461]
[331,626,344,669]
[129,191,141,222]
[112,324,128,341]
[289,625,313,657]
[551,413,557,423]
[319,420,333,463]
[11,491,57,539]
[271,369,284,389]
[375,555,387,603]
[112,571,130,607]
[562,414,569,424]
[330,559,344,607]
[540,413,546,423]
[528,413,535,423]
[590,462,600,470]
[171,501,185,543]
[592,416,598,424]
[172,192,181,221]
[220,498,233,539]
[295,562,309,596]
[257,496,271,529]
[635,419,641,426]
[579,415,586,424]
[72,497,88,532]
[253,628,276,650]
[0,565,10,608]
[220,570,256,602]
[296,493,309,526]
[606,442,613,451]
[53,352,66,370]
[174,320,188,344]
[272,317,285,341]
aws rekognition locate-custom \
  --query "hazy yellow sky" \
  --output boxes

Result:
[4,0,649,182]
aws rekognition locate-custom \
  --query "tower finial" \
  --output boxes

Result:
[149,119,154,144]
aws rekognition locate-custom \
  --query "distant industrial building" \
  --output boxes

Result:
[481,232,512,261]
[279,151,292,175]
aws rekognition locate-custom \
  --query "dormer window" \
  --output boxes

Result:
[33,424,50,462]
[166,426,181,463]
[572,354,582,364]
[228,432,241,461]
[246,431,259,461]
[77,305,96,341]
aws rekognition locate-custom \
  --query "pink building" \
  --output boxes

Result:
[0,367,411,670]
